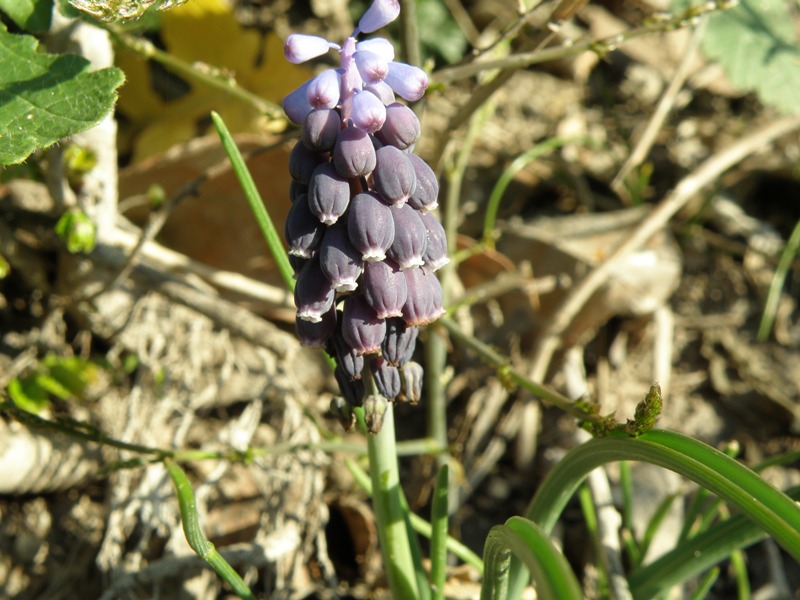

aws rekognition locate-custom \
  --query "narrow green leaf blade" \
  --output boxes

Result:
[482,518,582,600]
[0,24,125,165]
[0,0,52,32]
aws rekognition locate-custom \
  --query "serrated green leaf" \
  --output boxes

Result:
[0,0,53,32]
[698,0,800,114]
[0,24,125,165]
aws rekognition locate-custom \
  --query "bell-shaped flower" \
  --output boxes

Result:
[370,357,401,400]
[320,220,363,292]
[342,294,386,355]
[387,203,427,270]
[362,259,407,318]
[357,0,400,34]
[348,192,395,261]
[295,305,336,347]
[295,257,335,323]
[381,318,418,366]
[282,78,313,125]
[308,162,351,225]
[399,361,424,404]
[376,103,420,149]
[384,62,428,101]
[333,126,377,178]
[284,34,335,64]
[407,153,439,212]
[285,193,324,258]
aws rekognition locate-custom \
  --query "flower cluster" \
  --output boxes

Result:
[283,0,447,432]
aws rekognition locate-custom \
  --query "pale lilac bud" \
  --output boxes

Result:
[355,50,389,85]
[282,78,313,125]
[333,127,377,178]
[351,90,387,133]
[365,81,396,105]
[295,305,336,347]
[364,394,389,433]
[370,357,401,399]
[295,257,335,323]
[342,294,386,355]
[362,259,407,318]
[420,211,450,272]
[320,220,363,292]
[307,69,341,110]
[348,192,395,261]
[358,0,400,34]
[385,62,428,102]
[284,34,334,64]
[381,318,418,366]
[356,38,395,62]
[399,361,424,404]
[387,203,427,270]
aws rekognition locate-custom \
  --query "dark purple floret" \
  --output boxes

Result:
[286,193,325,258]
[294,257,335,323]
[364,394,389,433]
[348,192,395,261]
[342,293,386,355]
[295,305,336,347]
[370,357,401,399]
[335,366,365,406]
[333,330,365,380]
[375,103,420,149]
[387,203,427,270]
[289,140,326,185]
[289,180,308,202]
[401,266,444,326]
[419,210,449,272]
[308,162,351,225]
[303,108,341,152]
[289,253,310,278]
[381,318,418,366]
[399,361,423,404]
[362,259,407,318]
[406,153,439,212]
[333,126,377,178]
[320,220,363,292]
[373,145,417,206]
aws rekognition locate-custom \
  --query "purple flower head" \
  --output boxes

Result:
[281,0,427,131]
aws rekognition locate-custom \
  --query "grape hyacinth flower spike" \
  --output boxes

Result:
[283,0,446,427]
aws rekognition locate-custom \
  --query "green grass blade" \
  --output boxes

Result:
[430,464,450,600]
[210,111,295,292]
[638,491,680,566]
[164,459,256,600]
[689,567,719,600]
[758,216,800,341]
[482,517,582,600]
[507,430,800,598]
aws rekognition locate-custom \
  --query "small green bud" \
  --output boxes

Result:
[364,394,389,434]
[624,384,663,437]
[55,209,97,254]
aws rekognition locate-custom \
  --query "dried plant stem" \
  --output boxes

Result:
[528,114,800,384]
[611,18,708,198]
[109,29,282,120]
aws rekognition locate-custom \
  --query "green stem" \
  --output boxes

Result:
[165,459,256,600]
[210,111,295,291]
[436,317,604,425]
[367,404,421,599]
[758,216,800,341]
[430,465,450,600]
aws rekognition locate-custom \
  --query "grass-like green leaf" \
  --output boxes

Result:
[430,464,450,600]
[0,24,125,165]
[689,0,800,114]
[0,0,52,32]
[507,429,800,598]
[481,517,582,600]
